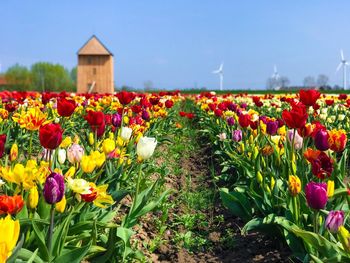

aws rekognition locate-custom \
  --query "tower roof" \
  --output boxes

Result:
[77,35,113,56]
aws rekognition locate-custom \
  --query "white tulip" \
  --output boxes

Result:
[338,114,346,121]
[120,127,132,141]
[58,149,66,164]
[137,136,157,160]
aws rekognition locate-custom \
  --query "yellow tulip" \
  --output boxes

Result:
[81,156,96,173]
[60,136,72,148]
[93,185,114,208]
[64,166,76,178]
[288,175,301,196]
[0,215,20,262]
[67,177,91,195]
[27,186,39,209]
[56,195,66,213]
[91,151,106,168]
[102,138,115,154]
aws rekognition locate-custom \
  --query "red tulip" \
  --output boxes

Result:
[0,134,6,158]
[39,123,63,150]
[57,97,76,117]
[299,89,321,107]
[116,91,135,105]
[0,195,24,215]
[238,114,251,128]
[165,100,174,108]
[282,103,308,129]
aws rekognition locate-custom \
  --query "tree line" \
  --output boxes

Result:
[1,63,76,92]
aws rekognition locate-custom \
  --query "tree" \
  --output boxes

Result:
[317,74,329,87]
[279,76,290,88]
[70,67,77,84]
[266,77,280,89]
[143,80,154,91]
[303,76,316,87]
[31,62,74,92]
[5,64,32,90]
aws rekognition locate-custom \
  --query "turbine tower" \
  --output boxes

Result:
[336,49,349,90]
[272,65,280,81]
[212,63,224,91]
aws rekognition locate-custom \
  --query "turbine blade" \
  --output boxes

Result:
[336,63,343,72]
[341,49,344,60]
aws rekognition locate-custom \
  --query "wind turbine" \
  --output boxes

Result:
[336,49,349,90]
[212,63,224,91]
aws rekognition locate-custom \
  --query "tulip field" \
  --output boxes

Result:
[0,89,350,262]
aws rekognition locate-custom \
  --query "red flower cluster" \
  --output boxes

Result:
[0,195,24,215]
[179,111,195,119]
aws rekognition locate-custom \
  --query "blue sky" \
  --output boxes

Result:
[1,1,350,89]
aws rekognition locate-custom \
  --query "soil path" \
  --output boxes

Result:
[138,103,292,262]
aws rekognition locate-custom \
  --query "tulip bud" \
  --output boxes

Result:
[10,143,18,161]
[88,132,94,145]
[43,173,65,204]
[327,180,334,198]
[112,113,122,127]
[58,149,66,164]
[136,136,157,160]
[67,143,84,164]
[55,195,66,213]
[338,226,350,252]
[288,175,301,196]
[120,127,132,142]
[232,130,242,142]
[27,186,39,209]
[325,210,344,233]
[256,172,263,184]
[64,166,76,178]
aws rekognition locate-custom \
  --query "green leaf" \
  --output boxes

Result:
[220,188,252,221]
[117,227,134,261]
[6,234,24,263]
[12,248,44,263]
[54,242,91,263]
[32,221,49,261]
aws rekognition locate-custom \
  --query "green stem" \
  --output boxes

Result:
[48,205,55,258]
[290,129,296,174]
[313,209,319,234]
[28,131,33,158]
[292,196,299,225]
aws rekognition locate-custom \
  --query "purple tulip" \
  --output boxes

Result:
[305,182,328,210]
[259,116,268,124]
[142,110,150,121]
[226,117,235,126]
[266,120,279,135]
[43,173,65,204]
[240,103,247,109]
[325,210,344,233]
[314,129,330,151]
[112,113,122,127]
[232,130,242,142]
